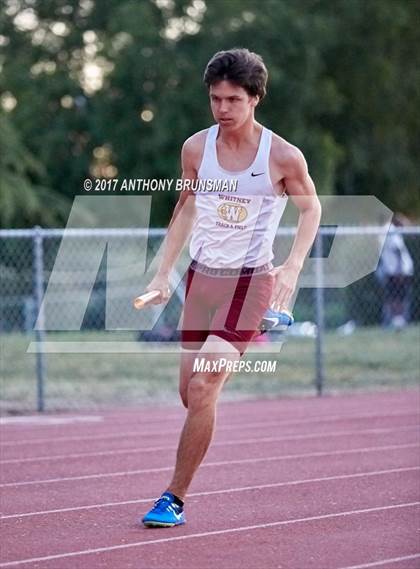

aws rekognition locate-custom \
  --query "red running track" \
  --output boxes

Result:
[0,389,419,569]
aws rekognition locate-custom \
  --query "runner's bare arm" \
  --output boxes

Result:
[270,143,321,307]
[146,134,203,301]
[281,146,321,271]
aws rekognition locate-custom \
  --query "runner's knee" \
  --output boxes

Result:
[187,371,226,410]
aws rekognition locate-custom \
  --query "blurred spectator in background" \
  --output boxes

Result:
[376,214,414,329]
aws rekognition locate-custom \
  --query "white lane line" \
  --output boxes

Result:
[0,502,418,567]
[1,410,418,447]
[338,553,420,569]
[1,465,419,520]
[1,441,417,488]
[0,412,184,430]
[1,425,418,465]
[0,416,103,426]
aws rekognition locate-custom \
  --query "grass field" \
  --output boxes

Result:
[1,325,419,413]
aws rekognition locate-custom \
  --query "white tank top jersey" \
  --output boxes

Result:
[189,124,288,268]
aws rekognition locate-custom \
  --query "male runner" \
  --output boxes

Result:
[141,48,321,527]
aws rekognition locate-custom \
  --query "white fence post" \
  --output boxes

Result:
[314,230,325,396]
[33,226,46,412]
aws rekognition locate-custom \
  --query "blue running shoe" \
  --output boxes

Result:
[259,307,294,334]
[142,492,186,528]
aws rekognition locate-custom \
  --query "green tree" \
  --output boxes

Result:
[1,0,418,228]
[0,113,70,226]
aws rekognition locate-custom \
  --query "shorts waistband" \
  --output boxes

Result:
[190,260,273,277]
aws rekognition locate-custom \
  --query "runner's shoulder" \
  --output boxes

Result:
[270,132,307,175]
[182,129,208,167]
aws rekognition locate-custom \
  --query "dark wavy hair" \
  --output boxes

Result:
[203,48,268,99]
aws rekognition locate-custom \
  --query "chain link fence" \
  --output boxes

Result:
[1,226,419,413]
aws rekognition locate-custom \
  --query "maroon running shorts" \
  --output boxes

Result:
[181,262,274,355]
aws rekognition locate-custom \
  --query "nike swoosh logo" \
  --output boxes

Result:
[263,318,278,325]
[251,172,264,177]
[168,505,184,518]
